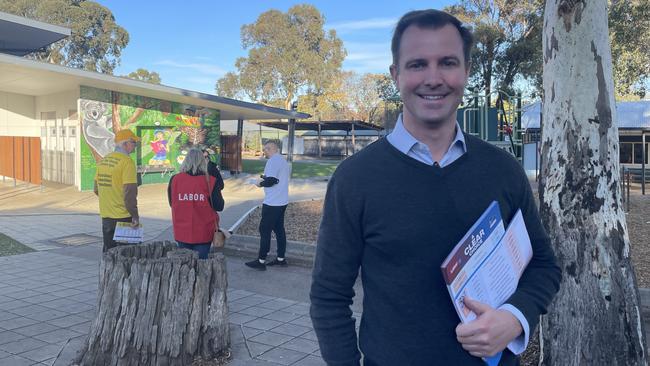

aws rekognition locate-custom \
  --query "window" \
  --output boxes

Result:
[633,143,649,164]
[623,142,650,164]
[620,143,633,164]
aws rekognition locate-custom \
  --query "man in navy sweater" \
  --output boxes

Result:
[309,9,561,366]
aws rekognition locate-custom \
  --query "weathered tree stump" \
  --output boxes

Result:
[75,241,230,366]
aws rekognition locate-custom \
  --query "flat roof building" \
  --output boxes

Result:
[0,11,308,190]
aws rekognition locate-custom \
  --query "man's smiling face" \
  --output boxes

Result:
[390,24,469,130]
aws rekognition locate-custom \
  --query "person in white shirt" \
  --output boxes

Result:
[245,140,291,270]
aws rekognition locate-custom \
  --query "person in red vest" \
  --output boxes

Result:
[167,148,223,259]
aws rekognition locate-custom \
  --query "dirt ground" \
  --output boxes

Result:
[236,200,324,243]
[237,195,649,274]
[626,193,650,287]
[236,193,650,365]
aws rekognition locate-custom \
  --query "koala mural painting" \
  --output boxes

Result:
[81,100,115,158]
[78,86,220,191]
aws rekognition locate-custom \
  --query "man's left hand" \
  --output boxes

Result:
[455,297,523,358]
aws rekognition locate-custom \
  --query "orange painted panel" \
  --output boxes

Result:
[0,136,42,184]
[0,136,12,176]
[22,139,30,183]
[29,138,41,185]
[13,137,24,181]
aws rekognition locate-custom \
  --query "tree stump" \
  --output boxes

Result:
[75,241,230,365]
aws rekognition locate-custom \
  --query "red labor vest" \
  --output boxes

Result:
[171,173,218,244]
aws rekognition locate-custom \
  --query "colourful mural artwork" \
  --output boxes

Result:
[79,86,220,190]
[148,129,172,166]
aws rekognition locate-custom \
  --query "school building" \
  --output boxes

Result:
[0,11,307,190]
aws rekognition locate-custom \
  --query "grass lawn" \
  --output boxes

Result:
[0,233,35,257]
[242,159,339,179]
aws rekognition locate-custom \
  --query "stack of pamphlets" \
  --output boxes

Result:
[441,201,532,365]
[113,222,144,243]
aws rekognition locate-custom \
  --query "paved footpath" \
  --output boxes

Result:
[0,177,365,366]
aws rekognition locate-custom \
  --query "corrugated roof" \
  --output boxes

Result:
[256,120,384,132]
[522,101,650,129]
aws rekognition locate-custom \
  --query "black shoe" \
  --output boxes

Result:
[266,258,288,267]
[245,259,267,271]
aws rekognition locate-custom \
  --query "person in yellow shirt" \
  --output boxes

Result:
[94,129,140,252]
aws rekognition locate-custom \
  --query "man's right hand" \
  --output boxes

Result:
[131,217,140,228]
[456,297,522,358]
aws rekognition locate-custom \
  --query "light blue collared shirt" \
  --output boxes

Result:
[386,115,529,355]
[387,115,466,167]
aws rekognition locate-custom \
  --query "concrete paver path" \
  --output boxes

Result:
[0,177,355,366]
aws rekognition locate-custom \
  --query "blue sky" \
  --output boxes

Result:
[95,0,454,94]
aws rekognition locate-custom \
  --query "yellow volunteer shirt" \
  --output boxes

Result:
[95,152,137,218]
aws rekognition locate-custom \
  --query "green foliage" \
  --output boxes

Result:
[178,133,189,147]
[375,73,400,103]
[345,73,385,124]
[297,72,390,125]
[609,0,650,99]
[374,73,402,129]
[203,112,222,147]
[124,68,162,84]
[0,0,129,74]
[216,4,346,109]
[289,161,339,179]
[215,72,242,99]
[447,0,650,100]
[242,159,338,179]
[243,132,262,152]
[446,0,544,100]
[297,71,350,121]
[242,159,267,175]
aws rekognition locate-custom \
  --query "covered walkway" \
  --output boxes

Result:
[255,120,384,158]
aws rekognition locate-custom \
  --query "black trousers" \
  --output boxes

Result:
[101,217,132,253]
[258,204,287,260]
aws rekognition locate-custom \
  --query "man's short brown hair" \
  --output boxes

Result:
[391,9,474,68]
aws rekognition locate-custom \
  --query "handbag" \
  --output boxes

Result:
[213,229,226,248]
[205,173,227,247]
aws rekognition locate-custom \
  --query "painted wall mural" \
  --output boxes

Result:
[79,86,220,190]
[80,99,114,158]
[147,129,172,167]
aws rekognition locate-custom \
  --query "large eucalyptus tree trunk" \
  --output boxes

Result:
[539,0,646,364]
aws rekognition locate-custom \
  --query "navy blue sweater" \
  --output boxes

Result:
[310,136,561,366]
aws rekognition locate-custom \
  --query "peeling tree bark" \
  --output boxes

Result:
[540,1,646,365]
[74,242,230,366]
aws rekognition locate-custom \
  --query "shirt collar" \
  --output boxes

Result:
[388,114,467,155]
